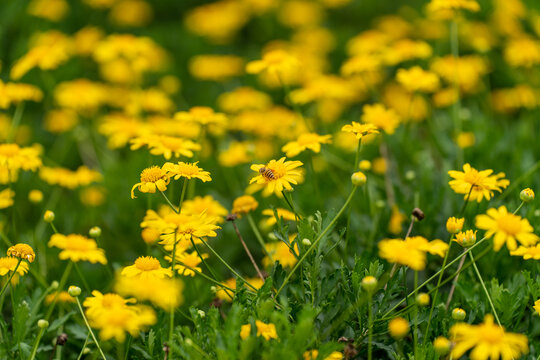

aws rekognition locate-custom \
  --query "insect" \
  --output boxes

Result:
[259,166,275,180]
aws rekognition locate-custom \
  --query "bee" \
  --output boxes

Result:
[259,166,275,180]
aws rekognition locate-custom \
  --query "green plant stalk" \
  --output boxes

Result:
[0,258,22,301]
[28,326,46,360]
[413,271,418,360]
[76,333,90,360]
[246,213,272,261]
[424,237,453,340]
[275,186,358,297]
[345,139,363,246]
[169,231,178,358]
[45,261,74,321]
[178,178,188,212]
[367,295,373,360]
[380,235,488,319]
[73,262,91,293]
[160,190,179,214]
[75,297,106,359]
[7,102,25,142]
[189,237,220,281]
[513,201,525,215]
[199,237,258,291]
[450,19,463,165]
[469,251,502,326]
[281,190,302,221]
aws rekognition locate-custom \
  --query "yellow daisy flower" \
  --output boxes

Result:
[281,133,332,157]
[378,236,448,271]
[0,188,15,209]
[510,244,540,260]
[174,106,227,126]
[475,206,539,251]
[162,161,211,182]
[262,241,299,268]
[361,104,401,134]
[450,315,528,360]
[115,275,184,311]
[448,164,509,202]
[396,66,440,93]
[0,257,29,276]
[182,195,228,224]
[48,233,107,264]
[232,195,259,217]
[131,165,170,199]
[428,0,480,13]
[45,291,75,305]
[534,299,540,315]
[7,243,35,263]
[246,49,299,76]
[0,143,42,184]
[250,157,303,196]
[262,208,296,227]
[166,251,208,277]
[389,317,410,339]
[121,256,172,280]
[341,121,380,139]
[129,135,201,160]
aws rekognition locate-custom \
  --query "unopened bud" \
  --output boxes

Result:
[44,210,55,223]
[405,170,416,181]
[446,217,464,234]
[68,286,81,297]
[51,281,59,290]
[82,347,91,354]
[351,171,367,186]
[412,208,424,221]
[361,276,378,293]
[28,190,43,203]
[56,333,68,346]
[210,286,217,293]
[454,230,476,248]
[452,308,466,321]
[38,319,49,329]
[433,336,451,356]
[302,238,312,246]
[520,188,534,203]
[185,338,193,346]
[416,293,430,306]
[197,310,205,318]
[89,226,101,238]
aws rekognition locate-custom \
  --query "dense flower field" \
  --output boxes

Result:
[1,0,540,358]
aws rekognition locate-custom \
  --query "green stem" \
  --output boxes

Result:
[189,237,220,281]
[281,190,302,221]
[28,326,46,360]
[178,178,188,212]
[199,237,257,290]
[246,213,272,261]
[160,190,179,214]
[367,296,373,360]
[458,185,473,217]
[275,186,358,297]
[0,259,22,301]
[424,237,453,340]
[73,262,91,293]
[469,252,501,326]
[50,222,59,234]
[76,333,90,360]
[513,201,525,215]
[169,231,178,358]
[413,271,418,359]
[7,102,25,142]
[75,297,107,359]
[45,261,73,321]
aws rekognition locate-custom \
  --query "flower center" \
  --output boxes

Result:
[478,326,505,344]
[497,214,522,235]
[176,163,200,176]
[134,256,160,271]
[66,236,95,251]
[190,106,213,117]
[140,166,164,182]
[101,293,126,308]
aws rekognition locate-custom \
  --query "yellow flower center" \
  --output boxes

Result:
[496,213,522,235]
[190,106,213,117]
[134,256,160,271]
[0,144,20,157]
[478,325,505,344]
[140,166,165,182]
[66,236,96,251]
[101,293,127,308]
[175,163,201,176]
[160,136,184,148]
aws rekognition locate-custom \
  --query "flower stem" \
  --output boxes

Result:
[160,190,179,214]
[458,185,473,217]
[7,102,25,142]
[367,295,373,360]
[189,237,220,281]
[28,325,46,360]
[445,251,466,309]
[230,220,265,281]
[73,262,91,293]
[76,333,90,360]
[0,258,21,301]
[275,186,358,297]
[281,190,302,221]
[169,231,178,358]
[45,261,73,321]
[469,251,502,326]
[75,297,107,360]
[178,178,188,212]
[413,271,419,360]
[246,213,272,261]
[513,201,525,215]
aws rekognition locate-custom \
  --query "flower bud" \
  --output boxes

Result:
[51,281,59,290]
[83,347,91,354]
[38,319,49,329]
[405,170,416,181]
[454,230,476,248]
[68,286,81,297]
[433,336,451,356]
[210,286,217,293]
[359,160,371,171]
[446,217,464,234]
[44,210,55,223]
[416,293,430,306]
[89,226,102,238]
[351,171,367,186]
[197,310,205,318]
[520,188,534,203]
[412,208,425,221]
[452,307,466,321]
[361,276,378,293]
[28,190,43,203]
[375,200,385,209]
[302,238,312,246]
[185,338,193,346]
[388,317,409,340]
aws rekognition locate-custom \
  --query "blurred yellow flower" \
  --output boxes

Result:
[27,0,69,21]
[218,142,253,168]
[303,350,343,360]
[0,143,42,184]
[450,315,528,360]
[109,0,153,27]
[379,236,448,271]
[80,186,106,207]
[510,244,540,260]
[44,109,79,134]
[40,165,102,190]
[232,195,259,217]
[341,122,379,139]
[115,275,184,311]
[448,164,509,202]
[427,0,480,12]
[0,257,29,276]
[130,135,201,160]
[361,104,401,134]
[0,189,15,209]
[388,317,409,339]
[456,132,475,148]
[48,234,107,264]
[504,37,540,68]
[174,106,227,127]
[475,206,539,251]
[166,251,208,277]
[446,217,465,233]
[246,49,300,78]
[388,205,406,235]
[218,87,272,113]
[189,55,244,82]
[282,133,332,157]
[396,66,440,93]
[262,241,298,268]
[262,208,296,227]
[45,291,75,305]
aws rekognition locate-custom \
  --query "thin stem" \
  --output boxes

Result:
[189,237,220,281]
[445,251,466,309]
[198,237,257,291]
[75,297,107,360]
[246,213,272,261]
[45,261,73,321]
[469,252,501,326]
[413,271,418,359]
[169,231,178,359]
[424,237,453,340]
[458,185,474,217]
[73,262,91,293]
[367,296,373,360]
[281,190,301,221]
[50,222,59,234]
[231,220,265,281]
[178,178,188,212]
[160,190,179,214]
[275,186,358,297]
[76,334,90,360]
[7,102,25,142]
[0,258,22,300]
[28,326,46,360]
[513,201,525,215]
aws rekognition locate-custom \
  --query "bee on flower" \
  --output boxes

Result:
[250,157,303,196]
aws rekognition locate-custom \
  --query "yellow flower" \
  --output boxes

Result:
[427,0,480,13]
[162,161,211,182]
[115,276,183,311]
[27,0,69,22]
[475,206,539,251]
[504,37,540,68]
[109,0,153,27]
[0,188,15,209]
[83,291,156,342]
[218,141,252,168]
[262,241,298,268]
[282,133,332,157]
[388,205,406,235]
[131,165,170,199]
[456,132,475,148]
[166,251,208,277]
[450,315,528,360]
[121,256,172,280]
[44,109,79,133]
[215,277,264,302]
[510,244,540,260]
[0,80,44,109]
[188,55,244,82]
[217,87,272,114]
[431,56,488,93]
[388,317,409,339]
[303,350,343,360]
[255,320,278,340]
[246,49,299,77]
[39,166,102,189]
[182,195,228,224]
[361,104,401,134]
[240,324,251,339]
[0,257,29,276]
[396,66,440,93]
[130,135,201,160]
[534,299,540,315]
[448,164,509,202]
[174,106,227,126]
[232,195,259,217]
[45,291,75,305]
[446,217,465,233]
[48,234,107,264]
[262,208,296,227]
[454,230,477,248]
[0,143,42,184]
[378,236,448,271]
[7,243,35,263]
[80,186,106,207]
[250,157,303,196]
[341,122,379,140]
